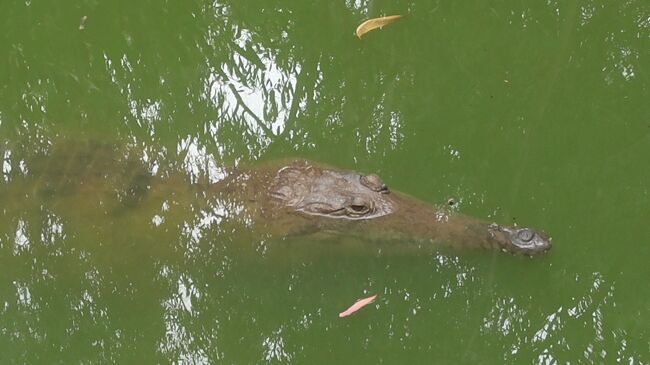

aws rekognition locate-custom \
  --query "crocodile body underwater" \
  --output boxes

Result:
[3,140,551,256]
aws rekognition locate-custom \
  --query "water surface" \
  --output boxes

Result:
[1,0,649,363]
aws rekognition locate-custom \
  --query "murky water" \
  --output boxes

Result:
[1,0,649,363]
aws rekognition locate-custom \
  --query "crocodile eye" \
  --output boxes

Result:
[517,229,535,242]
[350,204,368,213]
[346,197,371,216]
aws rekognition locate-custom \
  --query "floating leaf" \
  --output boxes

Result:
[339,294,378,317]
[355,15,403,39]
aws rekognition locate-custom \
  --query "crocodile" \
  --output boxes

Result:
[212,159,551,255]
[3,139,551,255]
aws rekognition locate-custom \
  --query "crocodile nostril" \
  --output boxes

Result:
[517,229,535,242]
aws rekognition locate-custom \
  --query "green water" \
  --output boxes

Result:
[1,0,649,363]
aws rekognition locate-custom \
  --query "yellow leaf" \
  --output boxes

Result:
[355,15,404,39]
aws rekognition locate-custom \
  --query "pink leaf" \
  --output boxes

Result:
[339,294,378,318]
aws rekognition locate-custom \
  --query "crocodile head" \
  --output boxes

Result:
[269,162,395,220]
[267,160,551,256]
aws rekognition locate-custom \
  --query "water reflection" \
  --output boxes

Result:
[4,0,645,164]
[1,1,419,165]
[480,272,646,363]
[13,219,31,254]
[262,326,292,362]
[0,161,646,363]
